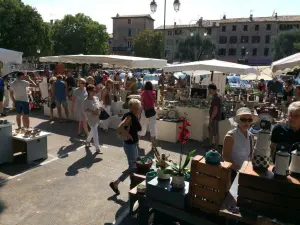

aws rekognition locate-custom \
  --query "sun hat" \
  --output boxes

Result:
[234,107,260,124]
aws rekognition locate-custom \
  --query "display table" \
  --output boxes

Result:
[12,131,51,164]
[156,119,180,143]
[0,122,14,164]
[157,107,209,142]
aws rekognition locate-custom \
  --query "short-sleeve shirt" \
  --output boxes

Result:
[283,88,294,101]
[73,88,88,111]
[271,123,300,155]
[122,112,142,144]
[141,90,156,110]
[209,94,222,121]
[10,80,29,102]
[66,76,76,89]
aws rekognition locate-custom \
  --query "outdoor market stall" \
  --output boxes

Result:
[158,60,260,143]
[271,52,300,74]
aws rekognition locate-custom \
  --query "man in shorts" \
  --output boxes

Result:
[208,83,222,151]
[53,75,69,122]
[0,75,5,116]
[10,72,37,128]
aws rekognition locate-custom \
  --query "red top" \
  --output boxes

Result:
[141,90,156,110]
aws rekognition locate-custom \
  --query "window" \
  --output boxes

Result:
[243,25,248,31]
[228,48,236,56]
[128,28,132,37]
[176,40,179,45]
[252,48,257,56]
[175,29,182,35]
[266,24,271,30]
[241,48,246,56]
[252,36,260,43]
[232,25,237,31]
[255,24,260,31]
[264,48,269,56]
[222,26,226,32]
[219,36,227,44]
[240,36,249,43]
[229,36,237,44]
[265,35,270,44]
[207,27,212,35]
[128,41,132,48]
[218,48,226,56]
[167,31,172,35]
[128,19,132,24]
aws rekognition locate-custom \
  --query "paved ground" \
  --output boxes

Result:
[0,110,207,225]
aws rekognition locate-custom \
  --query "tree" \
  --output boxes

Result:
[273,29,300,60]
[52,13,109,55]
[0,0,53,56]
[176,33,215,62]
[133,29,163,58]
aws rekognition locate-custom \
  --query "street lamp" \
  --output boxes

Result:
[150,0,181,59]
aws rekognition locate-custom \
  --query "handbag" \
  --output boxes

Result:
[117,123,131,141]
[143,91,156,118]
[99,109,110,120]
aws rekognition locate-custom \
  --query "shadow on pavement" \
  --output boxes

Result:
[0,178,8,215]
[57,137,85,158]
[65,147,102,176]
[105,194,131,225]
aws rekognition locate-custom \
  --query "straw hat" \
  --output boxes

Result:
[234,107,260,124]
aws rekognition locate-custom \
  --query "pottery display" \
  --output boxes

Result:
[171,175,185,189]
[252,120,272,171]
[274,149,290,177]
[205,149,221,164]
[289,143,300,176]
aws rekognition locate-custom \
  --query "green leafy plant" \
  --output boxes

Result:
[164,150,196,176]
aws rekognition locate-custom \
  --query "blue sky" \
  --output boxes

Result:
[23,0,300,33]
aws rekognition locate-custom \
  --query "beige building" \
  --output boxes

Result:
[111,14,154,55]
[155,14,300,65]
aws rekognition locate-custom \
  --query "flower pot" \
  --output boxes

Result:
[157,168,171,180]
[171,175,185,189]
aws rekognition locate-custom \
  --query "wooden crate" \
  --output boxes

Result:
[189,155,232,214]
[237,162,300,223]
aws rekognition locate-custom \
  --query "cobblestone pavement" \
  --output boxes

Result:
[0,110,207,225]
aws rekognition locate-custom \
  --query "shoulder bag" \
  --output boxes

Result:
[117,115,131,141]
[143,91,156,118]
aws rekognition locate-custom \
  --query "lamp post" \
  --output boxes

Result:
[150,0,181,59]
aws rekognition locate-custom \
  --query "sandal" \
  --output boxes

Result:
[109,182,120,195]
[95,148,101,154]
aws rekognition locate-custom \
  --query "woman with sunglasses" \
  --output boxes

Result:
[72,78,89,137]
[222,107,259,183]
[84,84,102,153]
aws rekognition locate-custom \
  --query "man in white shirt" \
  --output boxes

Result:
[10,72,37,128]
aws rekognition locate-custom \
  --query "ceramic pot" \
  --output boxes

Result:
[171,175,185,189]
[157,168,171,180]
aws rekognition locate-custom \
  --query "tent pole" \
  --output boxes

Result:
[210,71,214,82]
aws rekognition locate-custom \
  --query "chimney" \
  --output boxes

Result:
[275,12,278,19]
[223,14,226,20]
[250,14,253,21]
[198,17,203,26]
[116,13,119,17]
[174,22,176,26]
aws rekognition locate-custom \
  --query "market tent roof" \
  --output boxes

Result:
[184,70,223,76]
[271,52,300,73]
[240,67,273,80]
[163,59,260,75]
[0,48,23,64]
[39,54,167,68]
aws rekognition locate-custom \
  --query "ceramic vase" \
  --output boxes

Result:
[157,168,171,180]
[171,175,185,189]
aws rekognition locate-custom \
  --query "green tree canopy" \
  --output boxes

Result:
[273,29,300,60]
[176,33,215,62]
[0,0,52,56]
[52,13,109,55]
[133,29,163,58]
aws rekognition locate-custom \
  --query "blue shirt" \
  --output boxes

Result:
[0,77,4,89]
[55,80,67,101]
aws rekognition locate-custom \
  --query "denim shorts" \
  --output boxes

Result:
[15,101,30,115]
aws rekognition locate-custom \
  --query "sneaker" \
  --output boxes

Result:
[109,182,120,195]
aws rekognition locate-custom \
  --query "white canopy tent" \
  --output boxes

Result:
[241,67,273,81]
[163,59,260,75]
[0,48,23,64]
[39,54,167,69]
[271,52,300,73]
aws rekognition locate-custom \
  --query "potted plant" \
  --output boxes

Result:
[156,154,172,180]
[164,114,196,188]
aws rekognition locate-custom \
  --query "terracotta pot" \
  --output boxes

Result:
[157,168,171,180]
[171,175,185,189]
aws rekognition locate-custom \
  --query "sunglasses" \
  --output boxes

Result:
[80,82,85,85]
[240,118,253,123]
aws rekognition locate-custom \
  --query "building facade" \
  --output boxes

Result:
[155,14,300,65]
[111,14,154,55]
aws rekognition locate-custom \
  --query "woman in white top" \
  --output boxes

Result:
[222,107,259,182]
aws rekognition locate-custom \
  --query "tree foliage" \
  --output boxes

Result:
[176,33,215,62]
[0,0,53,56]
[133,29,163,58]
[52,13,109,55]
[273,29,300,60]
